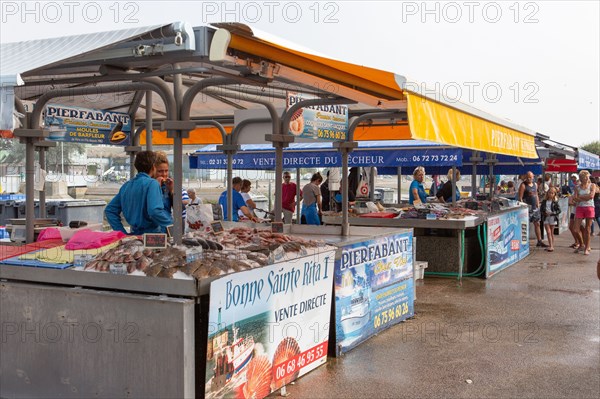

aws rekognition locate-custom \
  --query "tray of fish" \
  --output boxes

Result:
[84,237,153,274]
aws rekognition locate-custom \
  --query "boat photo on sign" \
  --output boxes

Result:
[43,104,131,146]
[205,248,336,399]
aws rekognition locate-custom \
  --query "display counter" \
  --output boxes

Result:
[323,203,530,279]
[1,224,413,399]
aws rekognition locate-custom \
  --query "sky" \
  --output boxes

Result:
[1,0,598,147]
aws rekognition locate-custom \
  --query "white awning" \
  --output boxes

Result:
[0,22,195,130]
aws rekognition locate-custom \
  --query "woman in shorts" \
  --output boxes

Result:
[573,170,597,255]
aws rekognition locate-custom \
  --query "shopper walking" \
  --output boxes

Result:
[301,172,323,225]
[594,177,600,236]
[282,171,301,224]
[572,170,597,255]
[541,187,561,252]
[519,171,547,247]
[568,196,584,250]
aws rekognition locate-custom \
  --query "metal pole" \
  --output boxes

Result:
[268,180,272,212]
[39,148,46,218]
[296,169,301,224]
[489,156,495,199]
[274,146,284,222]
[472,152,478,198]
[145,91,153,151]
[341,151,350,236]
[278,99,354,224]
[458,229,464,285]
[397,167,402,203]
[451,165,457,207]
[172,65,183,237]
[61,142,64,176]
[129,118,136,179]
[227,153,233,221]
[25,139,35,243]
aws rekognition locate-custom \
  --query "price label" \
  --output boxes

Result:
[211,221,224,234]
[143,233,167,249]
[271,222,284,233]
[109,263,127,275]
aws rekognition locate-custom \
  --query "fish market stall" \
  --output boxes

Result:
[1,222,412,398]
[1,20,544,399]
[323,198,530,279]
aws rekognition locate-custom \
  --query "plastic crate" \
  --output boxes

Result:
[0,200,19,225]
[413,261,428,280]
[0,194,25,200]
[46,200,106,225]
[15,200,40,218]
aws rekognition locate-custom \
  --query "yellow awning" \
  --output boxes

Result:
[202,24,540,158]
[405,93,538,158]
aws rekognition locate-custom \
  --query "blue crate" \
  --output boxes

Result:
[0,194,25,200]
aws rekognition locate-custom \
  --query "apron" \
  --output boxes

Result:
[301,203,320,225]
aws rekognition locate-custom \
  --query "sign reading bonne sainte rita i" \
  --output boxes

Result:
[43,104,131,146]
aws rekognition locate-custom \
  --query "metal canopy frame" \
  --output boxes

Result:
[4,22,546,244]
[7,24,369,243]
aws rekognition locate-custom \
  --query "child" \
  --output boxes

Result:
[541,187,561,252]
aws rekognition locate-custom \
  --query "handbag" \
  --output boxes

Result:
[356,169,370,197]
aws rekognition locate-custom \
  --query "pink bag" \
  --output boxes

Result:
[65,230,126,250]
[37,227,62,242]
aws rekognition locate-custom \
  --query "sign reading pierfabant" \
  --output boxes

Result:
[334,231,414,354]
[44,104,131,146]
[287,92,348,141]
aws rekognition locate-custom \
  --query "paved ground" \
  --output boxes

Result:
[275,233,600,399]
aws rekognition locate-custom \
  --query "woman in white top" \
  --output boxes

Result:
[238,179,257,219]
[573,170,597,255]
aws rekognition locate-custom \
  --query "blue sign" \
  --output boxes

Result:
[486,207,530,277]
[44,104,131,146]
[190,148,462,170]
[287,92,348,141]
[334,231,414,354]
[578,149,600,171]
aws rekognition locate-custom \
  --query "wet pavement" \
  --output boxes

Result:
[277,233,600,398]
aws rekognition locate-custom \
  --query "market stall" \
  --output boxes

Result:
[1,20,547,398]
[190,142,537,279]
[0,223,412,397]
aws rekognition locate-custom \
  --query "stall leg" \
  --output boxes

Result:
[39,147,46,218]
[295,169,301,224]
[397,167,402,203]
[458,229,464,286]
[145,91,153,151]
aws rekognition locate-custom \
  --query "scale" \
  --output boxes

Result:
[6,218,60,243]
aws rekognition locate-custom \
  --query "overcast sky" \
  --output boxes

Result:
[1,1,598,147]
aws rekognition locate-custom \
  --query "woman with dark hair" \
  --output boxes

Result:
[302,172,323,225]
